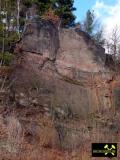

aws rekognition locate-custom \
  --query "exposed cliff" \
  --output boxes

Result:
[0,19,120,160]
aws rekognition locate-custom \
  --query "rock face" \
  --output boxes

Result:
[21,20,59,60]
[56,29,106,74]
[13,20,118,116]
[0,20,120,159]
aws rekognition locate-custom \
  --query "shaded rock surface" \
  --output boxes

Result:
[0,20,120,159]
[21,19,59,60]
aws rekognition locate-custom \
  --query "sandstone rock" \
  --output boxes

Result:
[5,19,120,154]
[11,20,110,117]
[21,19,59,61]
[56,29,106,80]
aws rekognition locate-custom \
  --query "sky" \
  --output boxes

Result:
[74,0,120,39]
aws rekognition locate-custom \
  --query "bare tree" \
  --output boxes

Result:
[104,26,120,72]
[17,0,20,38]
[110,25,120,59]
[1,1,5,66]
[105,41,111,54]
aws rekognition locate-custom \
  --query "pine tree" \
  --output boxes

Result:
[82,9,105,46]
[82,10,94,35]
[54,0,76,27]
[22,0,76,27]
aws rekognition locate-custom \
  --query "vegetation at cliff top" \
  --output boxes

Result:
[22,0,76,27]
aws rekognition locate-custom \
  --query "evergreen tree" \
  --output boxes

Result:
[82,9,105,46]
[22,0,76,27]
[82,10,94,35]
[54,0,76,27]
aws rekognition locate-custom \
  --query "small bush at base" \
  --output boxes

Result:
[0,52,13,66]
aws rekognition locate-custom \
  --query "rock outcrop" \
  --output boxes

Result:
[0,19,120,160]
[12,19,119,115]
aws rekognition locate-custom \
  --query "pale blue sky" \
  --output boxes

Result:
[73,0,118,22]
[73,0,95,22]
[73,0,120,40]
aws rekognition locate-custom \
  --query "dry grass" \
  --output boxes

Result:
[0,103,120,160]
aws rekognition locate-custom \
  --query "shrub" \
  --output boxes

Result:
[7,32,19,43]
[0,31,19,54]
[0,52,13,66]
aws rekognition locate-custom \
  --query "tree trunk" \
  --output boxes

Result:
[17,0,20,38]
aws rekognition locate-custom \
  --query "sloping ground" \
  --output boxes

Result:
[0,20,120,159]
[0,103,120,160]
